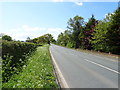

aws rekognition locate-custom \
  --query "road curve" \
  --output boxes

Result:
[49,44,119,88]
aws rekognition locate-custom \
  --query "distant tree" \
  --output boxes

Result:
[26,37,32,42]
[57,32,63,45]
[37,34,54,45]
[2,35,12,41]
[57,30,73,47]
[44,34,53,45]
[51,39,56,44]
[27,37,30,40]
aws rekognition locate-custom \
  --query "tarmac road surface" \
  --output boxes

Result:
[50,44,119,88]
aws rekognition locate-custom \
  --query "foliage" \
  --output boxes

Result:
[2,35,12,41]
[2,45,58,88]
[106,7,120,54]
[91,8,120,54]
[2,40,37,82]
[26,34,56,45]
[0,38,1,57]
[67,15,84,48]
[57,30,74,47]
[57,7,120,55]
[91,20,110,52]
[0,38,1,88]
[82,15,98,50]
[37,34,53,45]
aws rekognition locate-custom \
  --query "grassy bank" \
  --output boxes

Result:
[2,45,58,88]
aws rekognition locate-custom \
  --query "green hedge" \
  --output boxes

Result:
[2,45,58,88]
[2,40,37,83]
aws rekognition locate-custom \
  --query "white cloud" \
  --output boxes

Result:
[75,2,83,6]
[2,25,65,41]
[22,25,46,32]
[46,28,65,39]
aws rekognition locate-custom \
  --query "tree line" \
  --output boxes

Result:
[26,33,56,45]
[57,7,120,55]
[1,33,56,45]
[1,7,120,55]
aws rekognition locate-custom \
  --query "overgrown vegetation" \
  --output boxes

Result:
[2,40,37,83]
[2,45,58,88]
[1,33,58,88]
[0,61,1,88]
[57,7,120,55]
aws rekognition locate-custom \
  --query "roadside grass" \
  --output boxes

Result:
[2,44,58,88]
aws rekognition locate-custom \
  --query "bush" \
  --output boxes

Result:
[2,40,37,82]
[66,42,74,48]
[2,45,58,88]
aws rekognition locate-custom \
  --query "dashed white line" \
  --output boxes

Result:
[49,48,69,88]
[84,59,120,74]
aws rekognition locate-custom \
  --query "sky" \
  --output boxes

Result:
[0,1,119,41]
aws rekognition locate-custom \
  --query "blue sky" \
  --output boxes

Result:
[0,1,119,41]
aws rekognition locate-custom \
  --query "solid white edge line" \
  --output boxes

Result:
[84,59,120,74]
[49,48,69,88]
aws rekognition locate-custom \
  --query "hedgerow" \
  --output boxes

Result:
[2,40,37,83]
[2,45,58,88]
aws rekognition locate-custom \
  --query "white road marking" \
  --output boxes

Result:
[49,48,69,88]
[84,59,120,74]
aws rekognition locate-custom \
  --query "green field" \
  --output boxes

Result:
[2,45,58,88]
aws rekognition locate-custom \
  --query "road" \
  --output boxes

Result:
[49,44,119,88]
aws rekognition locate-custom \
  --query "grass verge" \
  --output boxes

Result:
[2,44,58,88]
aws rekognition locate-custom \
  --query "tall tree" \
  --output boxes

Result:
[91,20,110,52]
[83,15,98,50]
[67,15,84,48]
[106,7,120,54]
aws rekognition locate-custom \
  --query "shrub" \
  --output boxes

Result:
[2,40,37,82]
